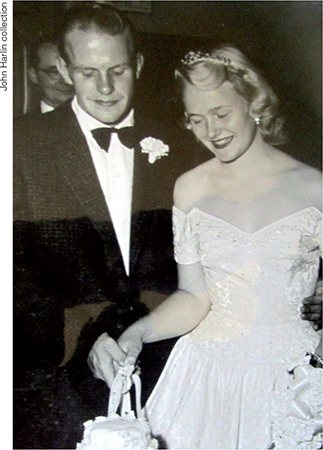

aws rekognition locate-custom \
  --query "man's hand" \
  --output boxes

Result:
[88,333,127,387]
[301,295,322,331]
[87,326,144,388]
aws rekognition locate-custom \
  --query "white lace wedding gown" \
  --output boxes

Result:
[145,164,322,449]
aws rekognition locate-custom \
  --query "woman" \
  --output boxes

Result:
[91,45,322,449]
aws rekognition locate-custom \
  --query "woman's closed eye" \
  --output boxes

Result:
[82,69,96,78]
[110,67,126,77]
[214,108,231,119]
[190,117,205,126]
[216,112,229,119]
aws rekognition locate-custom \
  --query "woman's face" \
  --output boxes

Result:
[183,80,257,163]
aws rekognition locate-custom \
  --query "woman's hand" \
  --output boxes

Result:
[87,262,211,387]
[301,279,322,331]
[117,323,144,366]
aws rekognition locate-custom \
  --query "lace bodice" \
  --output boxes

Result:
[146,168,322,449]
[173,206,322,367]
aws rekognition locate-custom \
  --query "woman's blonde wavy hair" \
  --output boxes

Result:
[175,44,288,146]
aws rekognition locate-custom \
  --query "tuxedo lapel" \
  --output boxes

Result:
[132,137,149,215]
[129,119,175,275]
[48,106,174,278]
[131,114,174,215]
[51,104,111,224]
[48,105,126,276]
[130,140,150,274]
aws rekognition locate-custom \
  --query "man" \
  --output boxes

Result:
[14,3,321,448]
[27,38,74,113]
[14,3,209,448]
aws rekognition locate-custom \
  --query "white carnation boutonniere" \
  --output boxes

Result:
[140,137,169,164]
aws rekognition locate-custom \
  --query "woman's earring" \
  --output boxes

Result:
[255,117,260,125]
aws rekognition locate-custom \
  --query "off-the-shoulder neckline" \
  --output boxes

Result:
[173,206,321,237]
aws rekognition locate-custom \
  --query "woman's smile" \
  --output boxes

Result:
[211,135,234,149]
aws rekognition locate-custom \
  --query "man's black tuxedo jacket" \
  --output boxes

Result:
[13,101,209,379]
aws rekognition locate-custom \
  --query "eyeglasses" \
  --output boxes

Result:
[38,67,62,80]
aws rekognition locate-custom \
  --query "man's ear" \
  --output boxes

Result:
[135,53,144,79]
[28,67,39,85]
[56,56,74,85]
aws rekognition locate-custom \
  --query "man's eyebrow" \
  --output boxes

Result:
[73,65,97,71]
[110,62,131,68]
[39,65,58,69]
[73,62,130,70]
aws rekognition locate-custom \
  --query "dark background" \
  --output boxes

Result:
[13,1,322,168]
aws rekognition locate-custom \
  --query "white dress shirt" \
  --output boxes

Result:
[72,97,134,276]
[41,100,55,113]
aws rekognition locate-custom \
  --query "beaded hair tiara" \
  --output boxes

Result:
[181,50,231,66]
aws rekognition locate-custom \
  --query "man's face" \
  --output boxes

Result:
[64,28,142,124]
[30,43,74,107]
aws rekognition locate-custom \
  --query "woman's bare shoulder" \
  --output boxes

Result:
[274,150,320,177]
[174,159,216,211]
[292,161,322,200]
[280,152,321,182]
[276,152,322,207]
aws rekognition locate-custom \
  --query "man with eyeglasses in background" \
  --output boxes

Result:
[27,37,74,113]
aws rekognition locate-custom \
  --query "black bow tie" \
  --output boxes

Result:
[91,127,136,151]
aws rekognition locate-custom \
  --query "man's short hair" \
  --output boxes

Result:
[28,36,58,69]
[57,1,137,64]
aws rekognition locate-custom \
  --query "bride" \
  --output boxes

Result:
[90,44,322,449]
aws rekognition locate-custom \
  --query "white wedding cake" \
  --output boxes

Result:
[76,413,158,449]
[76,366,158,450]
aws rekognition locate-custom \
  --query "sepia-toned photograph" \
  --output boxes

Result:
[13,1,322,449]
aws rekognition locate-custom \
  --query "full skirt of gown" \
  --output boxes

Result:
[145,206,322,449]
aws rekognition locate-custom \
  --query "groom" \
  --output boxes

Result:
[13,3,210,448]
